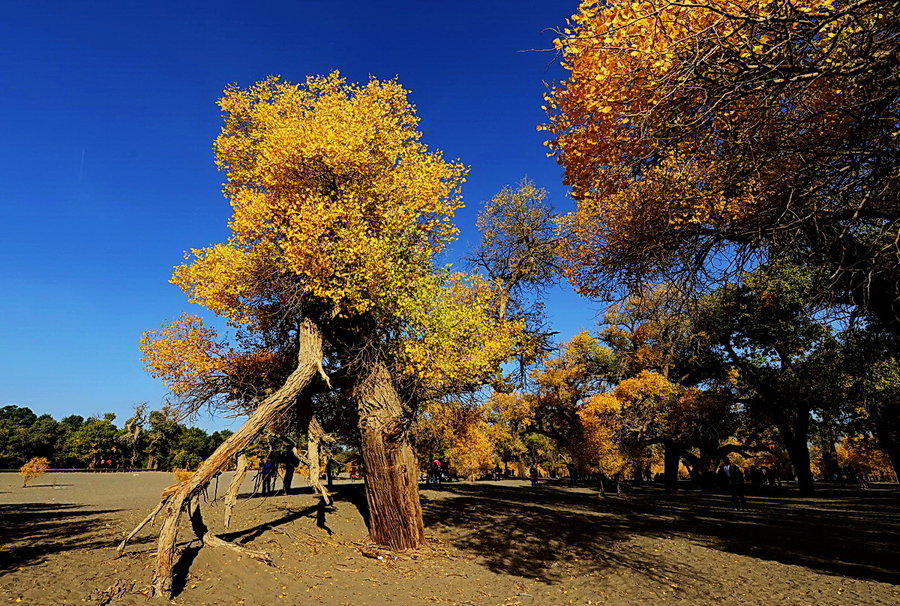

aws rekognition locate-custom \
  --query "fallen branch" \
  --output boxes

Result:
[117,500,166,557]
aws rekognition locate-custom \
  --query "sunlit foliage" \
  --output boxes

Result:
[544,0,900,330]
[19,456,49,487]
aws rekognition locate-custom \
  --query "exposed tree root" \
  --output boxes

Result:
[205,535,272,563]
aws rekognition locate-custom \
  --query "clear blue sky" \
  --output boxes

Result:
[0,1,602,430]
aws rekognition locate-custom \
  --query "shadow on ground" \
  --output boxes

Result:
[420,482,900,585]
[0,503,120,572]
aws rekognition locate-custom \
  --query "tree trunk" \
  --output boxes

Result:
[224,454,248,528]
[121,318,327,597]
[873,413,900,481]
[354,360,425,550]
[306,416,332,504]
[663,441,680,493]
[777,416,814,494]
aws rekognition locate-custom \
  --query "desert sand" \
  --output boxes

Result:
[1,472,898,605]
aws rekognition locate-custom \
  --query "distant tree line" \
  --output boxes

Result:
[0,403,233,470]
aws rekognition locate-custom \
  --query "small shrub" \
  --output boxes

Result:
[20,457,50,487]
[173,468,194,482]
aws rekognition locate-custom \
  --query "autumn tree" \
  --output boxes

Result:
[842,326,900,478]
[470,179,561,322]
[692,263,845,492]
[125,74,524,596]
[19,457,49,487]
[576,392,627,494]
[413,399,496,480]
[544,0,900,336]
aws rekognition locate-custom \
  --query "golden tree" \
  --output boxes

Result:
[544,0,900,332]
[126,73,524,596]
[19,457,49,487]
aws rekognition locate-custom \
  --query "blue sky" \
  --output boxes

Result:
[0,1,602,430]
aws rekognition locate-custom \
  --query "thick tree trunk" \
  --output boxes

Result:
[354,360,425,550]
[873,413,900,482]
[776,415,814,494]
[121,318,327,598]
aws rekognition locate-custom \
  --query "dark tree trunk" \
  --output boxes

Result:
[776,414,814,494]
[354,360,425,550]
[663,441,680,493]
[873,412,900,481]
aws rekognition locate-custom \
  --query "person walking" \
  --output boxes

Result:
[719,459,748,510]
[430,459,443,486]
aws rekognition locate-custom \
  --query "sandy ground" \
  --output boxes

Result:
[0,472,898,606]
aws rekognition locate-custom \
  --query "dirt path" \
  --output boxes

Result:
[1,473,897,605]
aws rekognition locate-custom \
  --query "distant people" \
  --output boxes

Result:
[430,459,443,486]
[852,467,869,490]
[493,464,502,480]
[260,459,276,494]
[719,459,748,510]
[529,466,539,488]
[749,465,763,490]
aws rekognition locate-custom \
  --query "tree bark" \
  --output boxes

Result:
[776,414,814,494]
[354,360,425,550]
[873,412,900,481]
[306,415,332,504]
[223,454,248,528]
[663,441,680,493]
[121,317,327,597]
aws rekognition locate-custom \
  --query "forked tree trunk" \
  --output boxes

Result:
[121,318,327,598]
[354,360,425,550]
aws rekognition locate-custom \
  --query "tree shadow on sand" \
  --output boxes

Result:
[0,503,121,572]
[421,482,900,585]
[421,483,692,587]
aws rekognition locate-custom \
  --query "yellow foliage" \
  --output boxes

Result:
[141,314,224,396]
[415,400,496,480]
[173,468,194,482]
[147,73,521,401]
[211,72,467,320]
[20,457,50,487]
[488,391,537,428]
[577,393,626,475]
[544,0,878,295]
[836,435,895,479]
[397,272,525,389]
[612,370,679,407]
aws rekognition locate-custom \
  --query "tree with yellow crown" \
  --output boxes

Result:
[121,73,526,597]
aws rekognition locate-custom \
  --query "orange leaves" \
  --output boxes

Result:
[19,457,50,487]
[414,400,496,479]
[140,315,225,396]
[544,0,863,296]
